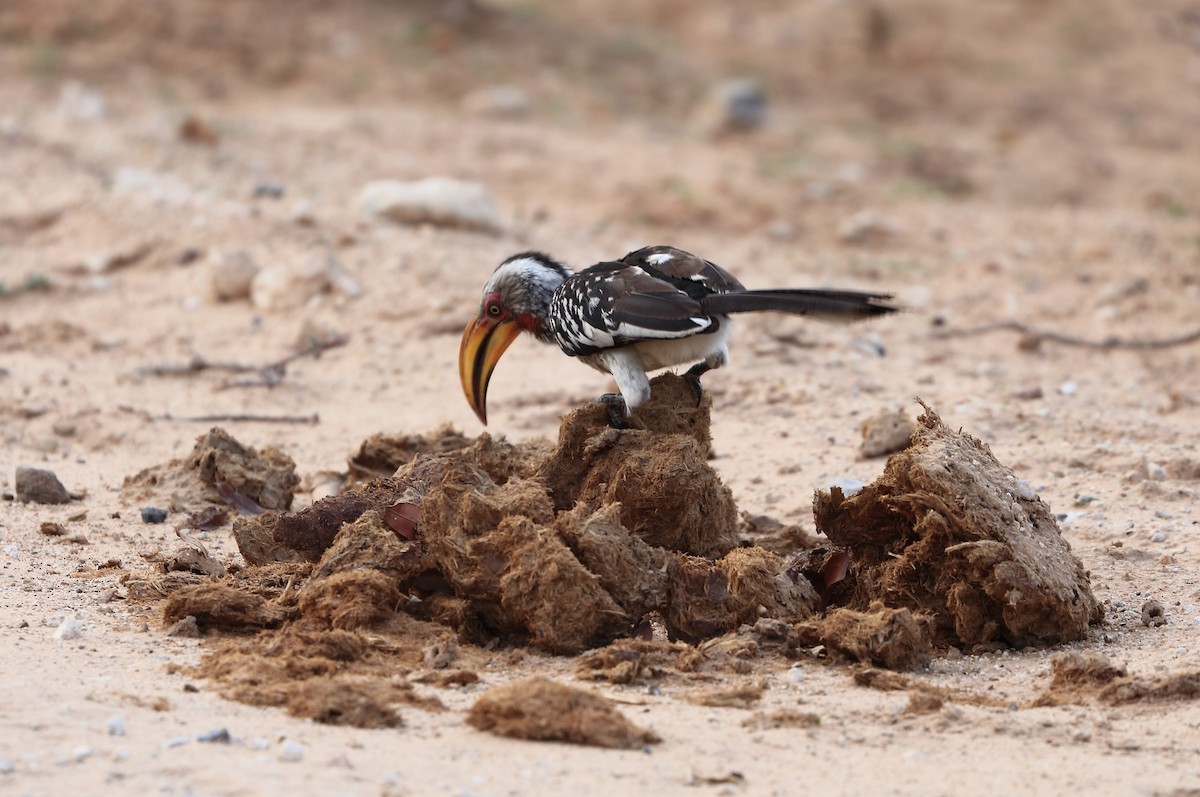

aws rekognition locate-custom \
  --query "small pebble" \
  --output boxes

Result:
[250,259,330,312]
[54,616,83,641]
[163,736,190,749]
[72,746,92,762]
[197,727,231,744]
[837,210,900,246]
[165,615,201,638]
[1146,462,1168,481]
[209,249,259,302]
[694,77,767,136]
[461,85,531,118]
[828,477,866,496]
[859,409,914,458]
[787,664,805,683]
[140,507,168,524]
[107,716,127,737]
[1151,531,1167,543]
[0,759,14,774]
[279,741,305,762]
[253,182,284,199]
[1057,381,1078,396]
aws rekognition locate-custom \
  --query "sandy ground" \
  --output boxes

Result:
[2,2,1200,795]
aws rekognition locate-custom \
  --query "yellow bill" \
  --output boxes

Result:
[458,313,521,425]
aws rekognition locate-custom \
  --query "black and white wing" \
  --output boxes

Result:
[548,256,722,357]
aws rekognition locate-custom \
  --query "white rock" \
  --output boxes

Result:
[251,258,330,312]
[765,220,795,240]
[56,81,107,121]
[828,477,866,496]
[1146,462,1168,481]
[279,740,305,762]
[357,178,503,233]
[107,716,127,737]
[112,168,192,206]
[324,254,362,298]
[209,249,259,302]
[54,615,83,641]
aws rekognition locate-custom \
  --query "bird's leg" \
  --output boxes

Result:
[683,361,712,405]
[593,350,649,428]
[597,393,631,429]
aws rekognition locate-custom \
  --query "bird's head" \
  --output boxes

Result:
[459,252,571,424]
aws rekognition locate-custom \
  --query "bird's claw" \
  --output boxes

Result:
[598,393,632,429]
[684,362,711,406]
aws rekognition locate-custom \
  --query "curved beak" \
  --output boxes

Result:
[459,313,521,425]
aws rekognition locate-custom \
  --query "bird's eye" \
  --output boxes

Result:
[487,304,501,317]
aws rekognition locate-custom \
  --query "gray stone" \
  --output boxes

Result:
[15,466,70,504]
[694,78,767,136]
[141,506,168,524]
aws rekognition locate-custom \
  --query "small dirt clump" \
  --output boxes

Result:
[1034,651,1200,707]
[467,677,660,748]
[795,603,934,670]
[162,583,293,632]
[124,428,299,521]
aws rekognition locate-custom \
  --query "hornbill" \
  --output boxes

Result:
[459,245,897,425]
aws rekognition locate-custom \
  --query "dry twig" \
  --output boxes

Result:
[137,335,348,388]
[932,322,1200,351]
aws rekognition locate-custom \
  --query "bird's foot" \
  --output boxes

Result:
[683,362,711,406]
[598,393,632,429]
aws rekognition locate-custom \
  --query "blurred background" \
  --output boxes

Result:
[2,0,1199,450]
[4,0,1199,212]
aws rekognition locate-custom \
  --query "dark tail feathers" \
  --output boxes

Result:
[701,288,898,322]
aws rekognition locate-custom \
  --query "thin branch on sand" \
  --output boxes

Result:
[932,322,1200,351]
[136,335,349,388]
